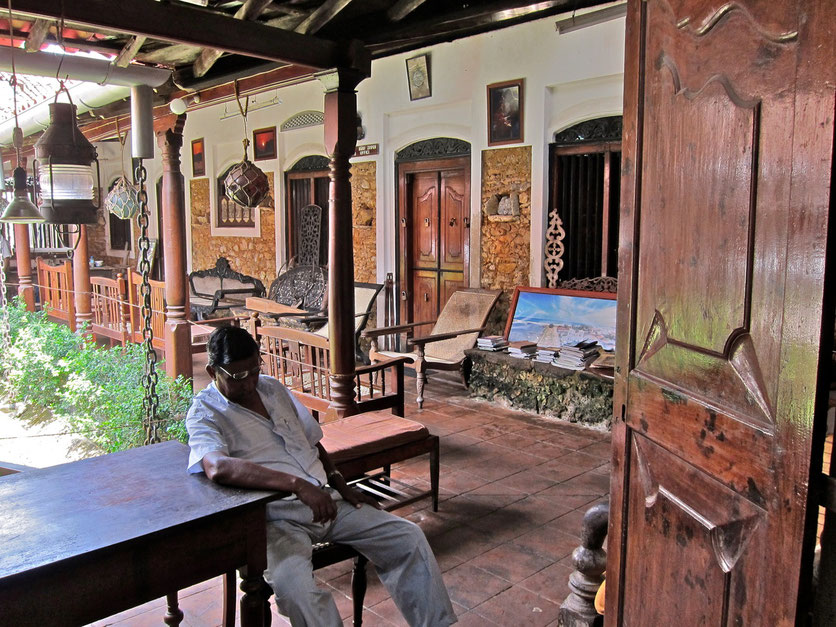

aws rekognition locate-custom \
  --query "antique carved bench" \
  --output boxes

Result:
[188,257,265,320]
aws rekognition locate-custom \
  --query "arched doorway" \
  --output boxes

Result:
[396,138,471,336]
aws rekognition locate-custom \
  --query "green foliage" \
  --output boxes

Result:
[0,299,193,453]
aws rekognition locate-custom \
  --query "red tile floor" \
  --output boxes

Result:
[90,367,611,627]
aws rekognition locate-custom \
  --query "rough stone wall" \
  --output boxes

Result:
[480,145,532,332]
[351,161,377,284]
[189,173,277,287]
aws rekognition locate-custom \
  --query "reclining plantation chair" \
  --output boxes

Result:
[188,257,265,320]
[363,288,501,408]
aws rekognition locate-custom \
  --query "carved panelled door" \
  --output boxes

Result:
[608,1,834,625]
[401,157,470,338]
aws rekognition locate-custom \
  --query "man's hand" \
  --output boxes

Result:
[294,480,338,523]
[340,485,382,510]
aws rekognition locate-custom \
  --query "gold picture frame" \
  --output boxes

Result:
[406,54,431,101]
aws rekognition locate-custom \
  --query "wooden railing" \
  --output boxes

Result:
[90,274,130,346]
[36,257,76,332]
[127,269,167,350]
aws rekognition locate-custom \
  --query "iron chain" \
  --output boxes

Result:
[134,160,160,444]
[0,241,10,352]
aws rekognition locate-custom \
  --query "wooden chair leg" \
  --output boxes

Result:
[164,592,184,626]
[351,554,368,627]
[222,570,237,627]
[430,438,440,512]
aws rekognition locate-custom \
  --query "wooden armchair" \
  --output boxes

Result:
[363,288,501,408]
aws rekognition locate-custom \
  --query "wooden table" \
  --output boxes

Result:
[0,441,280,626]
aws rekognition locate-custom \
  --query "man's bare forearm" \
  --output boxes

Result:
[202,451,299,494]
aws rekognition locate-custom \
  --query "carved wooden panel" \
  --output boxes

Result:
[440,169,466,272]
[411,171,438,266]
[410,270,437,339]
[609,1,833,625]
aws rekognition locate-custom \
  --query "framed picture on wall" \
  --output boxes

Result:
[504,286,616,349]
[191,138,205,177]
[406,53,431,101]
[487,78,524,146]
[253,126,277,160]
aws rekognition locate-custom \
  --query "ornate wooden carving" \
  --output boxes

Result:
[295,204,323,267]
[544,211,566,287]
[559,502,609,627]
[558,276,617,293]
[281,110,325,131]
[395,138,470,162]
[288,155,331,172]
[554,116,622,145]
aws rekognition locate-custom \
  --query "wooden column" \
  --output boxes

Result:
[72,225,93,331]
[12,225,35,311]
[155,113,192,382]
[318,68,365,417]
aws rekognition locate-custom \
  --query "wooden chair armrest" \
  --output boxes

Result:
[355,356,410,375]
[408,327,486,347]
[362,320,436,338]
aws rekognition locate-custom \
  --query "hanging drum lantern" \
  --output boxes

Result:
[104,176,141,220]
[224,157,269,209]
[34,102,100,224]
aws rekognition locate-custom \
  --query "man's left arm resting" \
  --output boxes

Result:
[316,443,381,510]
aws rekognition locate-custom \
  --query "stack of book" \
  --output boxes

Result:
[552,340,601,370]
[534,346,559,364]
[476,335,508,351]
[507,340,538,359]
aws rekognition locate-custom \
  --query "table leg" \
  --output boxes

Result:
[239,565,268,627]
[164,591,184,626]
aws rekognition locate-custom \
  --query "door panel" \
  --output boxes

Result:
[440,169,467,272]
[411,270,437,338]
[609,1,833,625]
[411,171,438,266]
[440,272,465,310]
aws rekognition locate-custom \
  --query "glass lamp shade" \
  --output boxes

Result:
[104,176,141,220]
[0,167,44,223]
[34,102,99,224]
[224,159,269,208]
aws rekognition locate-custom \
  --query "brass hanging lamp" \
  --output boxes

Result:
[33,84,100,225]
[223,80,269,208]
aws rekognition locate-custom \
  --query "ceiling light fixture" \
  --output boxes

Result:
[0,0,43,223]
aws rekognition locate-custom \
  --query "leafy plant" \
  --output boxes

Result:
[0,299,193,453]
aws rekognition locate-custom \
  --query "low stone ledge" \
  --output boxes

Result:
[465,349,613,427]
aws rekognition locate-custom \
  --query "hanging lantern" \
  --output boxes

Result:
[224,152,270,209]
[0,167,44,223]
[34,102,100,224]
[104,176,141,220]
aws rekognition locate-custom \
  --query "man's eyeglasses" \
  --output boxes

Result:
[216,361,262,381]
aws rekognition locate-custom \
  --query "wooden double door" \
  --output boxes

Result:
[609,1,834,625]
[398,157,470,336]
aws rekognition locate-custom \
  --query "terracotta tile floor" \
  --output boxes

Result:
[91,369,611,627]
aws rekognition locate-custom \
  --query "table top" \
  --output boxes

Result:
[0,441,279,579]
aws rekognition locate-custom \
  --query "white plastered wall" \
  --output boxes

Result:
[112,10,625,283]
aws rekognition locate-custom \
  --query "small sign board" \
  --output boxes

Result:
[355,143,379,157]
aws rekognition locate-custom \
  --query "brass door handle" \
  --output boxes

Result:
[424,292,430,302]
[401,290,408,301]
[463,217,470,228]
[424,217,430,227]
[449,217,457,227]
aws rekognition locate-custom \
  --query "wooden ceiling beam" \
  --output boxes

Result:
[114,35,147,67]
[294,0,355,35]
[193,0,274,78]
[10,0,370,74]
[23,19,50,53]
[386,0,428,22]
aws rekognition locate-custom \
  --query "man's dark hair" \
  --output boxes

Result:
[207,326,260,367]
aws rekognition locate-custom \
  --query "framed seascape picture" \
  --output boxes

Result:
[191,138,205,177]
[252,126,277,160]
[504,286,617,349]
[487,78,524,146]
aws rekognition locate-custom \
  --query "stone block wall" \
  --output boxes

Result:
[480,145,532,333]
[351,161,376,284]
[189,174,277,287]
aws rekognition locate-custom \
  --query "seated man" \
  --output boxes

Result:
[186,326,456,627]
